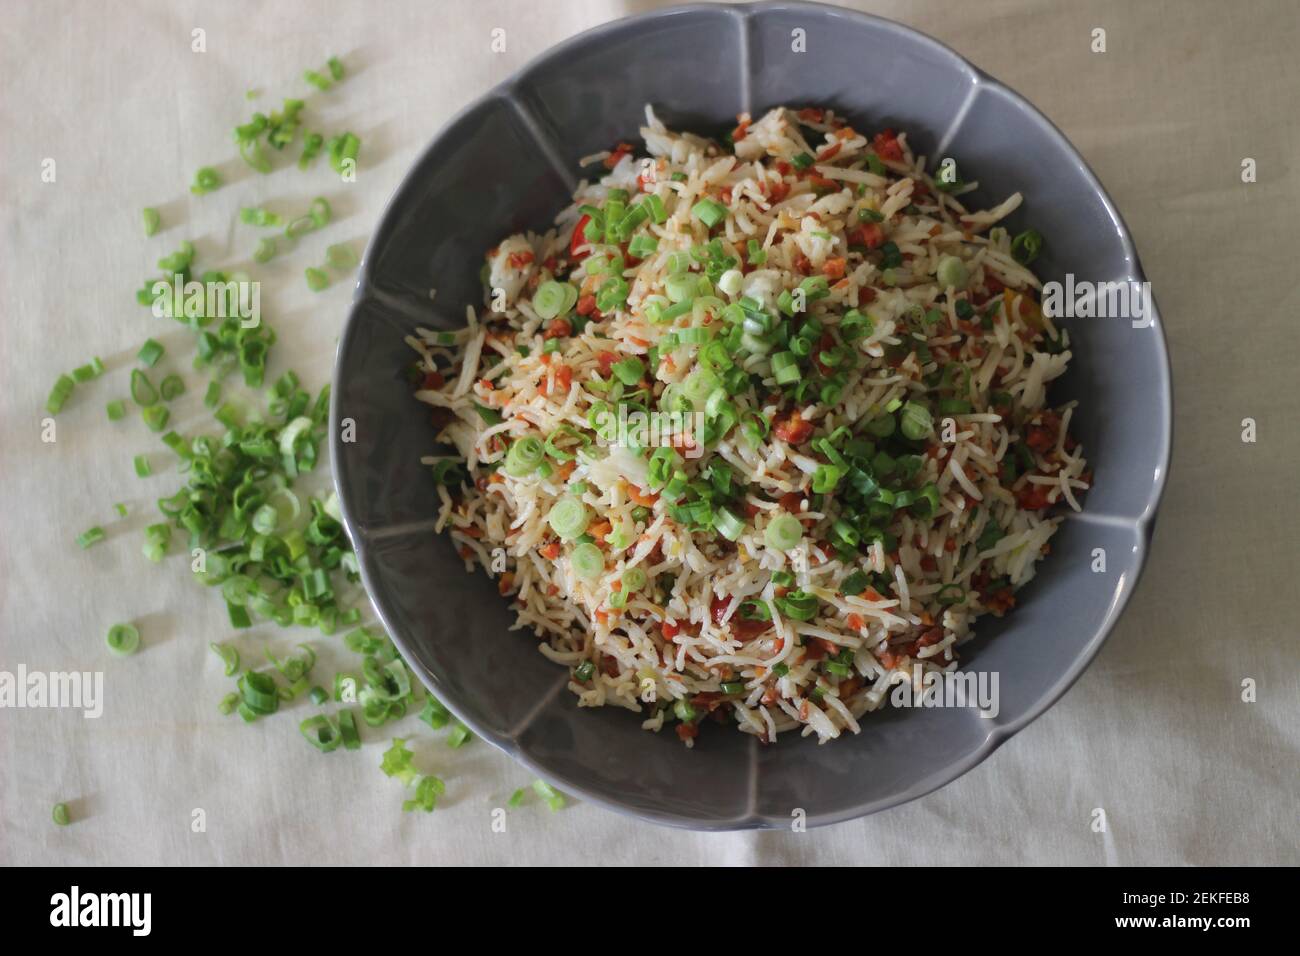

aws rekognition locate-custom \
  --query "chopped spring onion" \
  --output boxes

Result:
[447,722,472,748]
[137,339,164,367]
[612,357,644,386]
[570,542,604,580]
[52,803,71,826]
[325,243,357,271]
[547,497,590,541]
[141,404,170,432]
[253,237,277,263]
[130,369,158,406]
[937,398,972,415]
[842,570,870,596]
[338,709,361,749]
[405,775,446,812]
[305,267,329,291]
[812,464,842,493]
[775,589,819,621]
[190,166,222,195]
[627,234,658,258]
[910,483,941,518]
[595,276,629,312]
[764,512,802,551]
[300,715,341,752]
[142,523,170,562]
[76,526,106,549]
[72,358,104,383]
[713,506,745,541]
[106,399,127,421]
[210,642,240,676]
[936,255,969,290]
[419,696,451,730]
[142,207,161,237]
[531,779,566,811]
[1011,229,1043,265]
[665,250,691,275]
[309,196,331,227]
[899,402,934,440]
[239,138,272,173]
[690,198,727,229]
[285,215,316,238]
[46,374,75,415]
[328,132,360,173]
[936,584,965,606]
[238,670,279,716]
[106,623,141,656]
[504,436,545,477]
[841,309,873,341]
[133,454,152,477]
[533,280,572,319]
[228,601,252,629]
[159,375,185,401]
[717,268,743,297]
[771,351,800,385]
[240,206,282,227]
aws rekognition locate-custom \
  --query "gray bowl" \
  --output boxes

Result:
[331,0,1172,829]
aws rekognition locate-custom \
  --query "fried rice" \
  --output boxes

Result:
[407,105,1090,746]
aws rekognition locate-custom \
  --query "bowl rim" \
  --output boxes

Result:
[332,0,1174,831]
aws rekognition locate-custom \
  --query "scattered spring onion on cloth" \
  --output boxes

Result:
[105,623,141,657]
[48,55,562,821]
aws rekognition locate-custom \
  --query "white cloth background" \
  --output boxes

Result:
[2,0,1296,866]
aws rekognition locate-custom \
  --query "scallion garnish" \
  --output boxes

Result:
[690,198,727,229]
[764,513,802,551]
[159,375,185,401]
[547,497,590,541]
[325,243,357,271]
[531,779,566,812]
[141,404,170,432]
[106,623,141,656]
[1011,228,1043,265]
[46,374,75,415]
[305,267,329,291]
[130,369,158,406]
[190,166,222,195]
